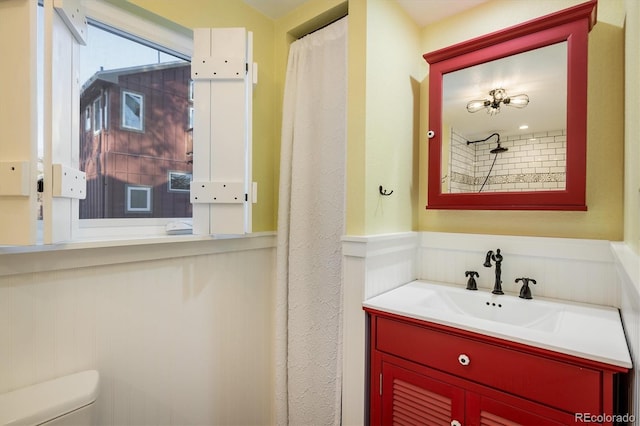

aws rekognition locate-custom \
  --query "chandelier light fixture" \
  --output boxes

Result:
[466,88,529,115]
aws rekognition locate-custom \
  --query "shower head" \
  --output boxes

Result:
[490,143,508,154]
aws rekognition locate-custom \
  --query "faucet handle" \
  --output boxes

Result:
[515,277,536,299]
[465,271,479,290]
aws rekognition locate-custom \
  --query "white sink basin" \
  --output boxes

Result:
[418,285,562,332]
[363,280,632,368]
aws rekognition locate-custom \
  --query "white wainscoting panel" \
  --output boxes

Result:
[342,232,419,299]
[420,232,618,306]
[341,232,419,425]
[0,240,275,426]
[611,242,640,423]
[341,251,366,426]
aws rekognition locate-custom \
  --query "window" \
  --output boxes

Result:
[121,90,143,131]
[126,185,152,212]
[25,1,253,245]
[103,92,109,130]
[85,106,91,131]
[168,171,192,192]
[92,97,102,133]
[77,11,193,223]
[188,79,194,129]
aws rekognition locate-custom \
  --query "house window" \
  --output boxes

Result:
[121,90,143,131]
[103,92,109,130]
[85,106,91,131]
[188,80,194,130]
[168,171,191,192]
[93,97,102,133]
[126,185,152,212]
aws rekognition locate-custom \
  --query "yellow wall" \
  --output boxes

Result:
[361,0,422,234]
[419,0,625,240]
[0,0,38,245]
[129,0,277,232]
[346,0,367,235]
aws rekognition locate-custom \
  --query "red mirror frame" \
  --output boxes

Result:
[423,1,597,210]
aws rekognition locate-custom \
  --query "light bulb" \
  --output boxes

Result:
[505,93,529,108]
[467,99,489,113]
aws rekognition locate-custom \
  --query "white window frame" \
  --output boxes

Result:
[126,184,152,212]
[121,90,144,132]
[92,96,102,133]
[188,79,194,101]
[60,1,194,240]
[188,106,194,129]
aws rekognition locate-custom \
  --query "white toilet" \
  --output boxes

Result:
[0,370,99,426]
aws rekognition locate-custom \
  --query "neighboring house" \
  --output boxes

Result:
[79,62,193,219]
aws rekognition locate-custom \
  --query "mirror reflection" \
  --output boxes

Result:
[441,42,567,193]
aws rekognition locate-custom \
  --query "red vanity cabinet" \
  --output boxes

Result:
[365,308,629,426]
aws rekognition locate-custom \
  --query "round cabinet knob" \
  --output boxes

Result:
[451,420,462,426]
[458,354,470,366]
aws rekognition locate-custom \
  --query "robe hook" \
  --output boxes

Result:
[379,185,393,196]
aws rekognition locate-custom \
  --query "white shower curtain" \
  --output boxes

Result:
[275,17,347,426]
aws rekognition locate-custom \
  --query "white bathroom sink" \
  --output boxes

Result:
[363,280,632,368]
[417,284,562,332]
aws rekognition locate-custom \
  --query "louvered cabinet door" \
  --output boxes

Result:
[466,393,572,426]
[381,361,465,426]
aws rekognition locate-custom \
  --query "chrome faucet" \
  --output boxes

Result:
[483,249,504,295]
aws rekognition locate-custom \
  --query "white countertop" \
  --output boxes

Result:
[363,280,632,369]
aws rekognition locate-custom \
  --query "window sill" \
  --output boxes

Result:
[0,232,276,277]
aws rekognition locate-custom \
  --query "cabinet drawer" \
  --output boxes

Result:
[375,316,602,414]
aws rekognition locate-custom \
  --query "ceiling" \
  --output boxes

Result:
[394,0,489,27]
[242,0,489,26]
[443,42,567,141]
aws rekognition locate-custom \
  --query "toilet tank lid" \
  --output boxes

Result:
[0,370,99,426]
